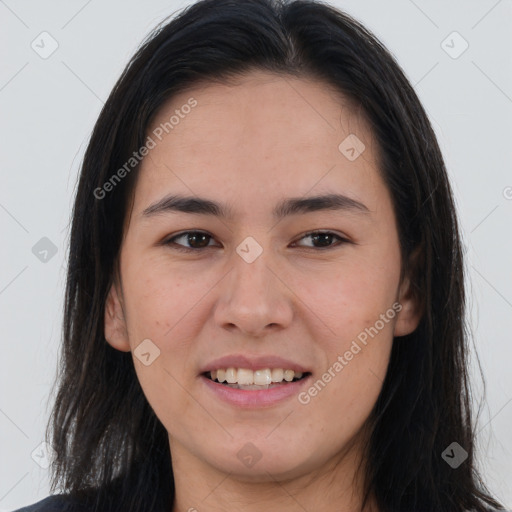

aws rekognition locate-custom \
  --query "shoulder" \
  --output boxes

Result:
[12,472,134,512]
[11,494,88,512]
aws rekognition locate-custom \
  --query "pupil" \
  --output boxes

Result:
[189,232,209,248]
[313,233,332,247]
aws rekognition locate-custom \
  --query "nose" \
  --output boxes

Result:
[213,245,294,338]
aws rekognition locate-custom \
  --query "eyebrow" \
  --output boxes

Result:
[141,193,370,220]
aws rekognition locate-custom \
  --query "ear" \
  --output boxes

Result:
[394,248,424,337]
[104,281,131,352]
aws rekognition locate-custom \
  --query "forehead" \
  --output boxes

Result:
[150,70,369,150]
[133,70,382,217]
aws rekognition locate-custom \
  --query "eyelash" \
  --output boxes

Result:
[163,230,350,253]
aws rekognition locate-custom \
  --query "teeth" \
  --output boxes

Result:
[254,369,272,385]
[207,368,305,385]
[271,368,283,382]
[237,368,253,385]
[225,367,237,384]
[284,369,294,382]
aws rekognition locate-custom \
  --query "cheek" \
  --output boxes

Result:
[298,296,395,457]
[121,263,209,432]
[121,256,212,344]
[301,252,401,340]
[296,246,399,411]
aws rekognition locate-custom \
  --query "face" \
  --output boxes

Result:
[105,70,420,483]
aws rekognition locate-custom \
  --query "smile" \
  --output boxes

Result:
[201,369,312,408]
[206,367,308,388]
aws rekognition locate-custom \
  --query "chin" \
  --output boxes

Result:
[205,444,314,482]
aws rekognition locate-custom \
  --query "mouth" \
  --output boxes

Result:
[202,368,312,390]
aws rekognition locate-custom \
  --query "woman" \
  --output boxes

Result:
[14,0,505,511]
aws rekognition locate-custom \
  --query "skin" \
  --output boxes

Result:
[104,70,421,512]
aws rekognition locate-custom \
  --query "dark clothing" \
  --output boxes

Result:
[12,495,86,512]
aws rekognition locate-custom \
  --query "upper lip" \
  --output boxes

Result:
[199,354,311,374]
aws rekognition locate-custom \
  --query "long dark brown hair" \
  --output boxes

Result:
[46,1,504,510]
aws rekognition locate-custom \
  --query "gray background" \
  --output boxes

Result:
[1,0,511,510]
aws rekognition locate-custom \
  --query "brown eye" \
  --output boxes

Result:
[164,231,217,251]
[293,231,349,249]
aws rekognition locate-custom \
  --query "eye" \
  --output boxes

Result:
[163,229,349,252]
[291,230,350,249]
[163,231,218,252]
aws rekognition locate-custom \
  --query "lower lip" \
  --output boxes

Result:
[200,374,311,408]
